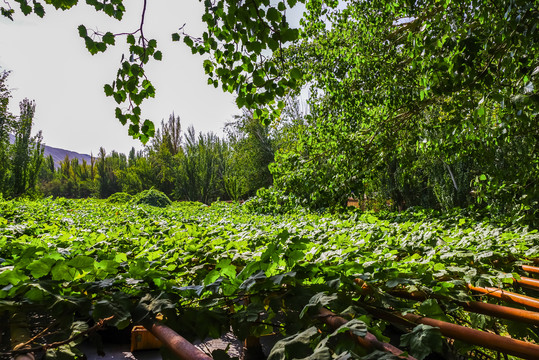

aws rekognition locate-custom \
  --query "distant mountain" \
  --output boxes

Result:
[43,143,93,168]
[8,134,93,168]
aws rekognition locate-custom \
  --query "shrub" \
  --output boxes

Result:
[134,189,171,208]
[107,192,133,204]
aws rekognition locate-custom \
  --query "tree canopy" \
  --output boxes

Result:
[3,1,536,137]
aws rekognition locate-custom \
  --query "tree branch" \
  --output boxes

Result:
[11,316,115,356]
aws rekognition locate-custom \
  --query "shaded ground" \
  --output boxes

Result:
[79,331,244,360]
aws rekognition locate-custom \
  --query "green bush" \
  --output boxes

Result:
[107,192,133,204]
[245,187,304,214]
[134,189,171,208]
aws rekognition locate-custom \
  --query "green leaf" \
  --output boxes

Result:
[281,28,298,42]
[287,0,297,7]
[104,84,114,96]
[51,262,78,281]
[33,2,45,17]
[477,106,485,117]
[300,292,338,318]
[46,345,84,360]
[330,318,368,337]
[68,255,95,271]
[94,260,119,278]
[385,277,411,288]
[267,7,281,22]
[141,120,155,139]
[267,327,320,360]
[253,75,265,87]
[102,32,115,45]
[153,51,162,61]
[290,68,302,80]
[27,257,57,278]
[184,36,194,47]
[204,269,220,286]
[103,3,114,16]
[45,0,78,10]
[24,283,50,301]
[95,42,107,52]
[216,259,236,279]
[417,299,449,321]
[239,270,267,290]
[0,267,29,286]
[19,0,33,15]
[400,324,444,360]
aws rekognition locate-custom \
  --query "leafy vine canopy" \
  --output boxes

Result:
[1,0,537,143]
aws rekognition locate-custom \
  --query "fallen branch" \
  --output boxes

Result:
[11,316,115,355]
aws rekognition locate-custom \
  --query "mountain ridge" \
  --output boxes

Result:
[9,134,93,168]
[43,142,93,168]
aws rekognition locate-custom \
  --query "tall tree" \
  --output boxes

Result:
[225,110,276,198]
[152,113,182,156]
[96,147,123,198]
[12,99,35,195]
[8,99,43,197]
[148,113,182,195]
[175,126,228,203]
[0,70,13,193]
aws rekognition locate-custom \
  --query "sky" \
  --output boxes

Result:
[0,1,245,155]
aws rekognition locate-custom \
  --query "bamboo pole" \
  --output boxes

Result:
[365,306,539,359]
[521,265,539,275]
[402,313,539,360]
[144,323,211,360]
[318,308,416,360]
[514,276,539,291]
[386,287,539,326]
[460,301,539,326]
[467,284,539,311]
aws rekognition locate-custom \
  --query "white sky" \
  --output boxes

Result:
[0,1,242,155]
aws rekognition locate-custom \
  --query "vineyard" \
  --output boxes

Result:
[1,198,538,359]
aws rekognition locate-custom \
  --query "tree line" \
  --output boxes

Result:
[36,111,289,203]
[0,69,295,203]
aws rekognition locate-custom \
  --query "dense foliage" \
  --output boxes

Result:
[1,199,538,359]
[132,189,171,208]
[265,0,538,223]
